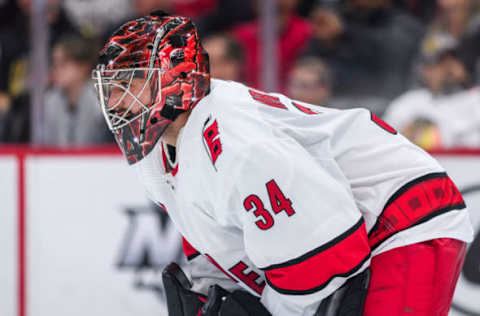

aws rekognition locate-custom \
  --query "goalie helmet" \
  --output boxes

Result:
[93,11,210,164]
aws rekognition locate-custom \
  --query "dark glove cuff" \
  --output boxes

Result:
[219,290,271,316]
[162,262,207,316]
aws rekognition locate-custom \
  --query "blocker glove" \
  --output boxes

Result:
[162,262,271,316]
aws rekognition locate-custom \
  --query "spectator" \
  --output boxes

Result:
[0,0,79,143]
[231,0,312,91]
[296,0,321,17]
[0,0,79,94]
[0,0,21,29]
[62,0,131,36]
[383,34,480,149]
[287,56,332,106]
[428,0,480,39]
[172,0,218,19]
[423,0,480,83]
[42,34,110,146]
[304,0,424,114]
[133,0,172,16]
[195,0,255,37]
[419,34,470,93]
[202,33,244,82]
[132,0,219,18]
[393,0,437,22]
[101,0,224,40]
[0,91,29,143]
[102,0,171,42]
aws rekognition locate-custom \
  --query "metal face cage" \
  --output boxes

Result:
[92,66,163,131]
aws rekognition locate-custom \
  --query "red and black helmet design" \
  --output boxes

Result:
[93,11,210,165]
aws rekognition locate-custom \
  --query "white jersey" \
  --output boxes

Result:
[134,79,473,316]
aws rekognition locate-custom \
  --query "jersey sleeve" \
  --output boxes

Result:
[229,139,371,316]
[328,109,467,252]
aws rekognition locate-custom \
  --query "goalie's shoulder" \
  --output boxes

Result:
[180,86,270,173]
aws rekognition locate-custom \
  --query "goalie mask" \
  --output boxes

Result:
[93,11,210,164]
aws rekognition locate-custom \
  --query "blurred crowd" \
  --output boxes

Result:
[1,0,480,150]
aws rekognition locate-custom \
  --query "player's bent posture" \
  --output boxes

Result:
[93,11,473,316]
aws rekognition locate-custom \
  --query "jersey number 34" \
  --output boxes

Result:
[243,179,296,230]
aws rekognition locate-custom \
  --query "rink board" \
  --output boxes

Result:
[0,147,176,316]
[0,156,18,316]
[435,152,480,315]
[0,147,479,316]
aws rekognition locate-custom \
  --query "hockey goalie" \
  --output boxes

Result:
[92,11,473,316]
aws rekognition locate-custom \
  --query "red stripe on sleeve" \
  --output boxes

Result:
[291,102,320,115]
[263,219,370,295]
[182,238,200,261]
[368,173,466,250]
[249,89,287,109]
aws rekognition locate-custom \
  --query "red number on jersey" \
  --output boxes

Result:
[370,112,397,135]
[243,180,296,230]
[249,89,287,109]
[266,179,295,216]
[243,195,275,230]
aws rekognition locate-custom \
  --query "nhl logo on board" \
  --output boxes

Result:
[116,204,184,299]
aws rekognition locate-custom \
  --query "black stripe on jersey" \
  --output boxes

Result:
[260,218,365,271]
[187,253,200,261]
[265,253,371,295]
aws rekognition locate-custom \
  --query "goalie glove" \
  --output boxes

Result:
[162,262,271,316]
[315,268,371,316]
[162,262,207,316]
[201,284,271,316]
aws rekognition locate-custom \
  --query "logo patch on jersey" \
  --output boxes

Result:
[202,116,222,169]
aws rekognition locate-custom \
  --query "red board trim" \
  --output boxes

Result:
[1,146,480,157]
[0,145,121,156]
[429,148,480,156]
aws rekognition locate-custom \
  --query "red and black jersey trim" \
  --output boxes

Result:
[260,218,371,295]
[368,172,466,251]
[182,238,200,261]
